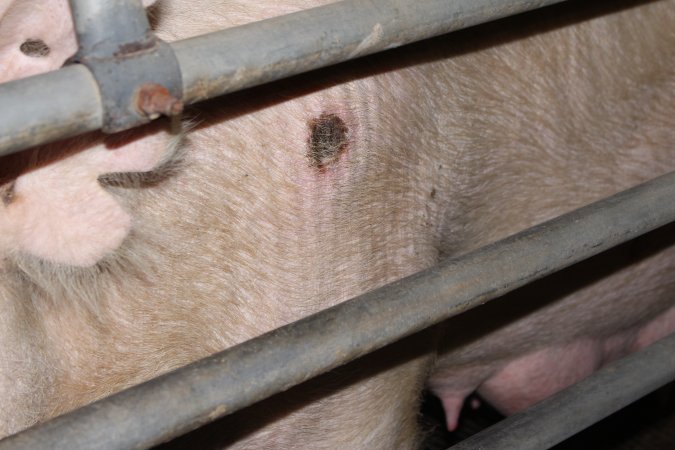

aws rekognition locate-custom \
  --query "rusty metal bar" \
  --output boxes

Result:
[1,166,674,449]
[451,332,675,450]
[67,0,183,132]
[0,0,568,156]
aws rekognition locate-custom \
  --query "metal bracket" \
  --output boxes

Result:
[68,0,183,133]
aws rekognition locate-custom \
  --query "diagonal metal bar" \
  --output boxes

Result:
[1,167,674,450]
[171,0,568,104]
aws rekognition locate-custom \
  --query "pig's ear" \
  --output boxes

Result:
[1,130,174,267]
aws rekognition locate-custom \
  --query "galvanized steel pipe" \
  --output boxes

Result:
[2,167,675,450]
[172,0,568,104]
[68,0,150,58]
[0,65,102,155]
[451,332,675,450]
[0,0,568,156]
[68,0,184,132]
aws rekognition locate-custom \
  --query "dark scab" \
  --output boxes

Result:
[20,39,50,57]
[307,113,349,169]
[430,188,436,199]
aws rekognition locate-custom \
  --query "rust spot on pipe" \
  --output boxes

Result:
[135,83,183,120]
[307,113,349,169]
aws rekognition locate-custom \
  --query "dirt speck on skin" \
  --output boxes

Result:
[1,181,16,206]
[20,39,50,57]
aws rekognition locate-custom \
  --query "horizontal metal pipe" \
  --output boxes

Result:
[0,0,568,156]
[173,0,568,104]
[450,332,675,450]
[0,65,102,156]
[2,168,675,450]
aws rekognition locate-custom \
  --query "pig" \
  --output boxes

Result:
[0,0,673,448]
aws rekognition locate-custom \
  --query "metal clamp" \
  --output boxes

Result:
[68,0,183,133]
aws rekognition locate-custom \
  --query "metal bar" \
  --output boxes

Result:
[1,167,675,450]
[173,0,568,104]
[0,0,568,156]
[68,0,150,59]
[450,332,675,450]
[0,65,102,155]
[68,0,183,132]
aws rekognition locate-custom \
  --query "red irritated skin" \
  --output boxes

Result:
[0,0,673,448]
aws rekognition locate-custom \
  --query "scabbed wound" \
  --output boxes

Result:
[2,134,169,267]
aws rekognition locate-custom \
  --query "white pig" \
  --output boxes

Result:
[0,0,673,448]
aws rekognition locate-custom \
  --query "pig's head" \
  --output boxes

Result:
[0,0,177,267]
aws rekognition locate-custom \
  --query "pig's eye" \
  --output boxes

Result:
[20,39,50,57]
